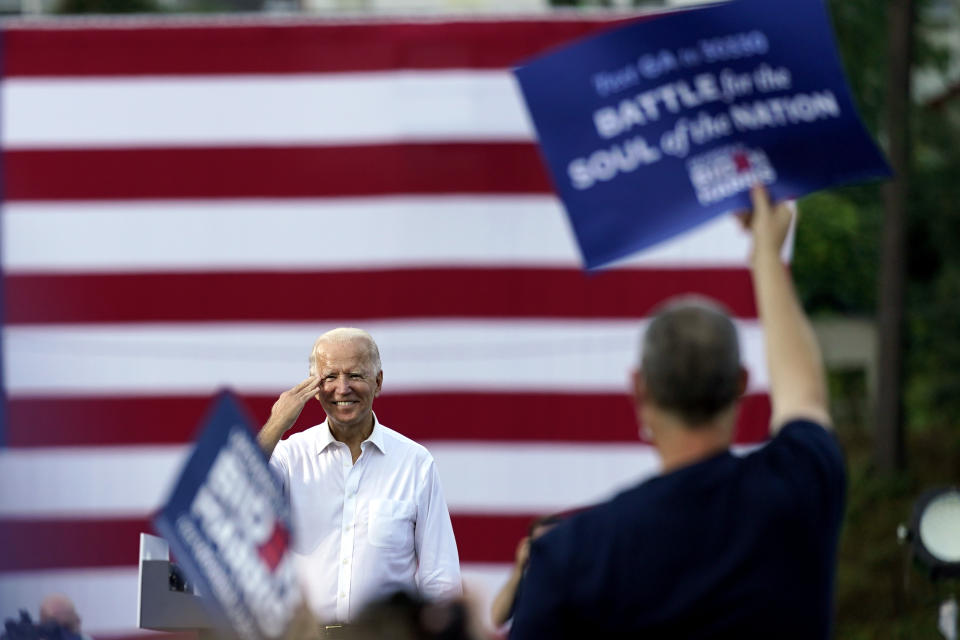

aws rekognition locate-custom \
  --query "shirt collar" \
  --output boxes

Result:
[316,412,387,456]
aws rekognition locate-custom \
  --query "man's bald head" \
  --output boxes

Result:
[39,594,81,633]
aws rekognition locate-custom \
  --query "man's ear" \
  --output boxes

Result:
[375,370,384,397]
[737,366,749,397]
[633,370,656,443]
[632,369,647,404]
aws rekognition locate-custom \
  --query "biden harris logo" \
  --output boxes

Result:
[686,145,776,205]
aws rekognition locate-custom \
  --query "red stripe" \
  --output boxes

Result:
[3,20,642,77]
[2,144,551,201]
[5,393,771,448]
[5,268,757,324]
[0,513,541,571]
[451,513,537,564]
[0,517,150,571]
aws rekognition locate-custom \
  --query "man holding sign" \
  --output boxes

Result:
[257,328,462,626]
[509,188,845,638]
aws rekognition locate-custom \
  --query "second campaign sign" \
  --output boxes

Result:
[514,0,891,269]
[155,392,301,640]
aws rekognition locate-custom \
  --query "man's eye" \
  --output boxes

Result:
[350,373,363,380]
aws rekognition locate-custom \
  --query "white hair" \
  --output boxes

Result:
[308,327,382,376]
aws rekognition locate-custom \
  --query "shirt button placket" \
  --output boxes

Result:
[337,448,360,622]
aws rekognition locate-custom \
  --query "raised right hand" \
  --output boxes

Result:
[267,376,321,434]
[739,185,794,262]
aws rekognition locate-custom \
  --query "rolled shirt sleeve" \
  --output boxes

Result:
[414,458,463,600]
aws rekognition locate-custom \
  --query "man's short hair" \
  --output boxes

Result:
[640,297,741,425]
[308,327,382,376]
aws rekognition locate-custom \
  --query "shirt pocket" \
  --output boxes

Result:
[367,498,416,550]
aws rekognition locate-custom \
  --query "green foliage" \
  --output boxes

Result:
[834,414,960,639]
[906,265,960,429]
[795,0,960,432]
[794,190,882,314]
[826,0,889,132]
[805,4,960,635]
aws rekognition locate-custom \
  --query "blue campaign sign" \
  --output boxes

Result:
[154,391,301,640]
[514,0,891,269]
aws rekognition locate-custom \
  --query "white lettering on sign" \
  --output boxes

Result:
[593,73,722,139]
[699,31,769,63]
[187,429,300,639]
[568,136,662,190]
[730,91,840,131]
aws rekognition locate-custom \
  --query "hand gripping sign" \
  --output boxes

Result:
[154,392,302,640]
[514,0,891,269]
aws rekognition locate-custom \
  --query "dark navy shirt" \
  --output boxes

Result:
[509,421,845,639]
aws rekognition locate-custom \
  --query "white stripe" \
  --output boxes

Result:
[431,442,662,513]
[0,568,141,636]
[0,564,511,635]
[1,72,532,149]
[0,441,761,517]
[4,320,769,396]
[0,12,652,30]
[2,197,755,272]
[0,443,658,516]
[0,446,185,517]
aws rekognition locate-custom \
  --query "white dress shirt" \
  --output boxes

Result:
[269,415,462,622]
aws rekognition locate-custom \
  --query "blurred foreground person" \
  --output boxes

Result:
[2,595,88,640]
[38,595,90,640]
[346,591,484,640]
[510,187,845,639]
[489,515,562,628]
[258,328,462,629]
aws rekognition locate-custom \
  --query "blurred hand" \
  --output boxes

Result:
[281,603,322,640]
[515,536,531,568]
[738,185,794,262]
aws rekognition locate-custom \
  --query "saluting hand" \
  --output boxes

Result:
[268,376,322,434]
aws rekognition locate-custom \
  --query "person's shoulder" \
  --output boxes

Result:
[776,417,831,435]
[748,418,846,502]
[531,497,637,576]
[553,488,647,544]
[377,423,434,461]
[769,418,842,458]
[275,424,324,455]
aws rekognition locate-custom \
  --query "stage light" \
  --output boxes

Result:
[898,486,960,580]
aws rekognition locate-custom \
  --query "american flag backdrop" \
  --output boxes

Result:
[0,14,774,637]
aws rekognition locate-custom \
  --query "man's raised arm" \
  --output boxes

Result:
[257,376,321,458]
[746,185,831,432]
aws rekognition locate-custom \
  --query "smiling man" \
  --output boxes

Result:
[257,328,462,629]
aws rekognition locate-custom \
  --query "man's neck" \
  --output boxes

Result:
[648,409,735,473]
[329,417,375,463]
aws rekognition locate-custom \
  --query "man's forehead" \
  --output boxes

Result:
[316,340,373,367]
[317,357,370,371]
